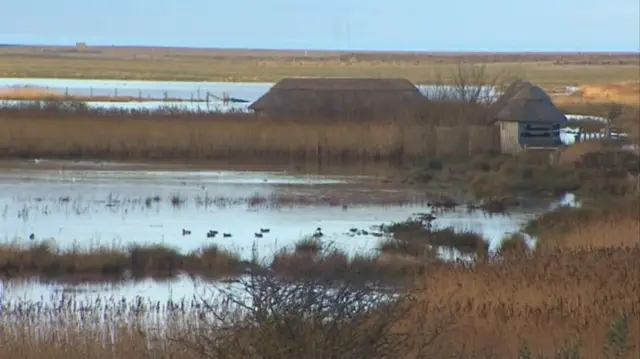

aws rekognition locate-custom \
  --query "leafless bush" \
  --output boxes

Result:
[427,62,513,105]
[172,269,443,359]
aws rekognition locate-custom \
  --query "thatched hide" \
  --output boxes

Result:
[491,80,567,124]
[249,78,429,119]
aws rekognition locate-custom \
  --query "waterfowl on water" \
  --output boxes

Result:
[254,233,263,238]
[182,229,191,236]
[29,233,35,240]
[260,228,270,233]
[206,230,218,238]
[223,233,232,238]
[423,213,437,221]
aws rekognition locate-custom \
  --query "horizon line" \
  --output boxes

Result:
[1,43,639,55]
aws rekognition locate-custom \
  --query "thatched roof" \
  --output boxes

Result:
[491,80,568,124]
[249,78,429,118]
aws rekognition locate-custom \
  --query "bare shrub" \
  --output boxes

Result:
[173,270,426,359]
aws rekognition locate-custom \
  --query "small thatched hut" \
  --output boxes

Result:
[491,80,568,153]
[248,78,429,119]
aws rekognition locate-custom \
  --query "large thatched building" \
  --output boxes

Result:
[491,80,568,153]
[248,78,429,118]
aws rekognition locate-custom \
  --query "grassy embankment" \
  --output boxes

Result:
[0,47,638,86]
[0,200,638,358]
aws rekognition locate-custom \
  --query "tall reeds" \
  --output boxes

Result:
[0,98,501,162]
[0,204,638,358]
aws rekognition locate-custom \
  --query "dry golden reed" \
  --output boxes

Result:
[552,216,639,249]
[0,86,62,99]
[0,85,195,103]
[0,106,500,161]
[571,81,640,106]
[0,212,638,358]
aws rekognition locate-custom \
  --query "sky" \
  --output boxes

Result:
[1,0,639,52]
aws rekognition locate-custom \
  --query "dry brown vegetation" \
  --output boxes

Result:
[523,198,640,251]
[0,101,498,162]
[0,242,249,281]
[406,148,639,201]
[556,81,640,106]
[0,202,638,358]
[0,85,196,102]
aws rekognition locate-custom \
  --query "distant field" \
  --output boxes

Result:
[0,45,638,87]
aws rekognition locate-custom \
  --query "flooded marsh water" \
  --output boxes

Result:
[0,76,590,306]
[1,77,499,113]
[0,160,570,304]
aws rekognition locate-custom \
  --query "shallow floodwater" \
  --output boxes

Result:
[0,161,575,305]
[0,77,501,112]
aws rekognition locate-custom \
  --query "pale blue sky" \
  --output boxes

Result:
[1,0,639,51]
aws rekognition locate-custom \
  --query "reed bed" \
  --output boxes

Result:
[0,100,500,162]
[0,85,198,103]
[0,241,248,282]
[0,203,639,357]
[524,199,640,252]
[555,81,640,106]
[1,220,638,358]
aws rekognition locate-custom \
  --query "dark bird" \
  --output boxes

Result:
[254,233,263,238]
[206,230,218,238]
[29,233,35,240]
[349,228,358,233]
[223,233,232,238]
[260,228,270,233]
[182,229,191,236]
